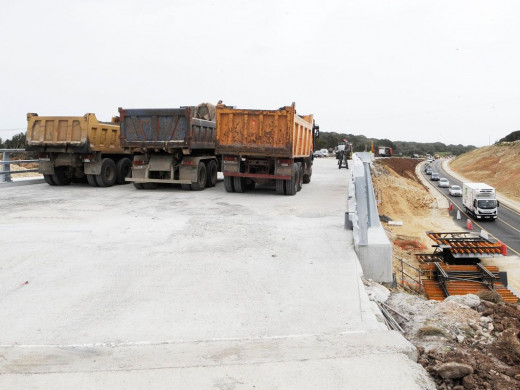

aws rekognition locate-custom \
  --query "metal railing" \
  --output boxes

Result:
[396,257,424,294]
[0,149,39,183]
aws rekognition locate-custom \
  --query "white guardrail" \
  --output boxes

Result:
[0,149,40,183]
[346,152,393,283]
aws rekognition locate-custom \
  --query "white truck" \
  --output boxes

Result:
[462,183,499,220]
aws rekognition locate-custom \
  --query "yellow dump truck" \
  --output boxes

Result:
[216,102,318,195]
[25,113,132,187]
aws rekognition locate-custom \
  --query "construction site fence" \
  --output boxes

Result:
[0,149,39,183]
[396,257,424,294]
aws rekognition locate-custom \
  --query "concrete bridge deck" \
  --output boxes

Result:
[0,158,434,389]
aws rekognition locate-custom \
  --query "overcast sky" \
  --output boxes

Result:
[1,0,519,146]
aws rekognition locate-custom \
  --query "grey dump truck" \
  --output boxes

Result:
[119,104,219,190]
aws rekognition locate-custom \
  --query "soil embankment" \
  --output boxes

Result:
[449,141,520,203]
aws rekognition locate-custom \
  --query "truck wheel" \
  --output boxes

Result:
[87,174,99,187]
[116,158,132,185]
[191,162,207,191]
[224,176,235,192]
[234,177,246,193]
[206,160,218,187]
[275,179,285,195]
[133,183,144,189]
[297,163,303,192]
[43,174,56,186]
[52,167,72,186]
[285,165,299,196]
[95,158,117,187]
[303,166,312,184]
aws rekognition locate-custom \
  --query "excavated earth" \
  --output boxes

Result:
[373,157,520,390]
[449,141,520,203]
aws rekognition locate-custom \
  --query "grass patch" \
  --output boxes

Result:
[417,326,448,338]
[476,290,503,304]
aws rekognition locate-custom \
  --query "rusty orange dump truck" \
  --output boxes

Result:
[25,113,131,187]
[215,102,318,195]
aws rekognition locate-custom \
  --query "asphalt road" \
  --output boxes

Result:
[422,160,520,257]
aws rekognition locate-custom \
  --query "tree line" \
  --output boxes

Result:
[315,131,476,156]
[0,132,26,149]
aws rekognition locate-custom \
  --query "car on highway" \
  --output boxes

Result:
[313,149,329,158]
[424,164,430,172]
[431,172,440,181]
[438,178,449,188]
[448,185,462,196]
[426,168,433,175]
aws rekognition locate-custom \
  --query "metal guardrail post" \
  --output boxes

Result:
[0,150,12,183]
[1,149,39,183]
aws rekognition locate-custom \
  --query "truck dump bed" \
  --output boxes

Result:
[25,113,122,154]
[119,107,216,152]
[215,103,314,158]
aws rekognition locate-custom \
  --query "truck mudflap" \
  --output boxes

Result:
[38,160,55,175]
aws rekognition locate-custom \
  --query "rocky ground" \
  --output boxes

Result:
[372,157,520,390]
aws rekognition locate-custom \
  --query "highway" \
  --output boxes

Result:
[421,159,520,257]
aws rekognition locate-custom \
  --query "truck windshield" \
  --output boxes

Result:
[478,199,497,209]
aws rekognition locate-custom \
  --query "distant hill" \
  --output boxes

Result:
[315,132,476,156]
[497,130,520,143]
[449,140,520,203]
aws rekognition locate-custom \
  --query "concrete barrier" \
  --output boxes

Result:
[346,153,393,283]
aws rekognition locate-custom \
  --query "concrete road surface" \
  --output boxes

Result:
[0,158,434,389]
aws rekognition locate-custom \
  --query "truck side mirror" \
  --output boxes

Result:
[313,124,319,138]
[473,199,477,207]
[497,200,500,207]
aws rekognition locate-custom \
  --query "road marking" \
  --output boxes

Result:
[440,162,520,218]
[421,164,520,257]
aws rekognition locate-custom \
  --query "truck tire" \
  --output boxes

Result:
[116,158,132,185]
[303,166,312,184]
[285,165,299,196]
[206,160,218,187]
[43,174,56,186]
[87,174,99,187]
[234,177,246,193]
[191,162,207,191]
[297,163,303,192]
[133,183,144,189]
[245,179,255,191]
[52,167,72,186]
[224,176,235,192]
[95,158,117,187]
[275,179,285,195]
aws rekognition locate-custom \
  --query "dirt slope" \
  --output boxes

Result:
[449,141,520,203]
[372,158,461,270]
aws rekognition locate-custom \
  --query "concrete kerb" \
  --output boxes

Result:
[348,153,393,283]
[442,159,520,214]
[0,177,45,188]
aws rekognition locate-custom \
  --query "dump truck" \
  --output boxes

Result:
[25,113,132,187]
[118,104,218,190]
[462,182,499,220]
[375,146,393,157]
[215,102,318,195]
